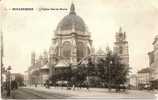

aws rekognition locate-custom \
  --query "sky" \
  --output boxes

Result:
[0,0,158,74]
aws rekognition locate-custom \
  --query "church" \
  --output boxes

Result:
[26,3,129,86]
[48,3,93,81]
[48,3,129,82]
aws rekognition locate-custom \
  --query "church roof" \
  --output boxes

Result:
[152,35,158,45]
[96,48,106,56]
[138,67,152,73]
[56,3,87,33]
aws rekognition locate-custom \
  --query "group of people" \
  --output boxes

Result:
[67,81,90,90]
[44,80,50,88]
[42,79,90,91]
[1,80,18,97]
[53,80,90,90]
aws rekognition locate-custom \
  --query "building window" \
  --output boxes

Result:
[62,41,71,59]
[87,47,90,55]
[77,42,85,62]
[55,46,59,57]
[119,46,123,54]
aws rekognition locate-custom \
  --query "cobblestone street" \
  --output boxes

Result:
[3,86,157,99]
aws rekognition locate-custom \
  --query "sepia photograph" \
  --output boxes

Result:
[0,0,158,99]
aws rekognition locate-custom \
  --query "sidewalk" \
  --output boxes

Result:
[1,89,16,99]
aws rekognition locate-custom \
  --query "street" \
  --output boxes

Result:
[9,87,69,99]
[5,86,157,99]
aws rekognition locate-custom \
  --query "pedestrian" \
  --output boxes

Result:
[14,80,18,89]
[35,83,37,87]
[45,80,50,88]
[6,81,11,97]
[1,82,6,97]
[86,81,89,90]
[11,80,14,90]
[72,84,75,90]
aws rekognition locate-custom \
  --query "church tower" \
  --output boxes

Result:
[114,27,129,66]
[31,52,36,66]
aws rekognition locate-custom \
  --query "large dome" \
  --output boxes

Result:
[56,3,86,32]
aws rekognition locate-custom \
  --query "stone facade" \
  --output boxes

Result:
[26,3,130,85]
[129,74,138,89]
[137,68,151,89]
[148,35,158,88]
[27,51,49,85]
[49,3,93,79]
[114,27,129,66]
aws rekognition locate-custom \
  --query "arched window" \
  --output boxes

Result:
[87,47,90,55]
[62,41,71,59]
[77,42,85,62]
[119,46,123,54]
[55,46,59,57]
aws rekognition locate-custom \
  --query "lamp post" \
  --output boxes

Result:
[108,61,112,91]
[6,66,12,96]
[1,31,4,85]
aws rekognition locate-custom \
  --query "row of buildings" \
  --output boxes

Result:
[129,68,151,89]
[129,35,158,89]
[148,35,158,89]
[24,3,129,86]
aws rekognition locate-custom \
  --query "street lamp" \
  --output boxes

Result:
[108,61,112,91]
[1,31,4,85]
[6,66,12,96]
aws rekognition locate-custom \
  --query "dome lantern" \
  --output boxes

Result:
[56,3,88,34]
[69,3,76,15]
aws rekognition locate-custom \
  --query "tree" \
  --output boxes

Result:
[106,49,112,91]
[97,47,130,91]
[110,53,129,91]
[71,64,86,86]
[14,73,24,86]
[71,57,96,87]
[87,57,96,76]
